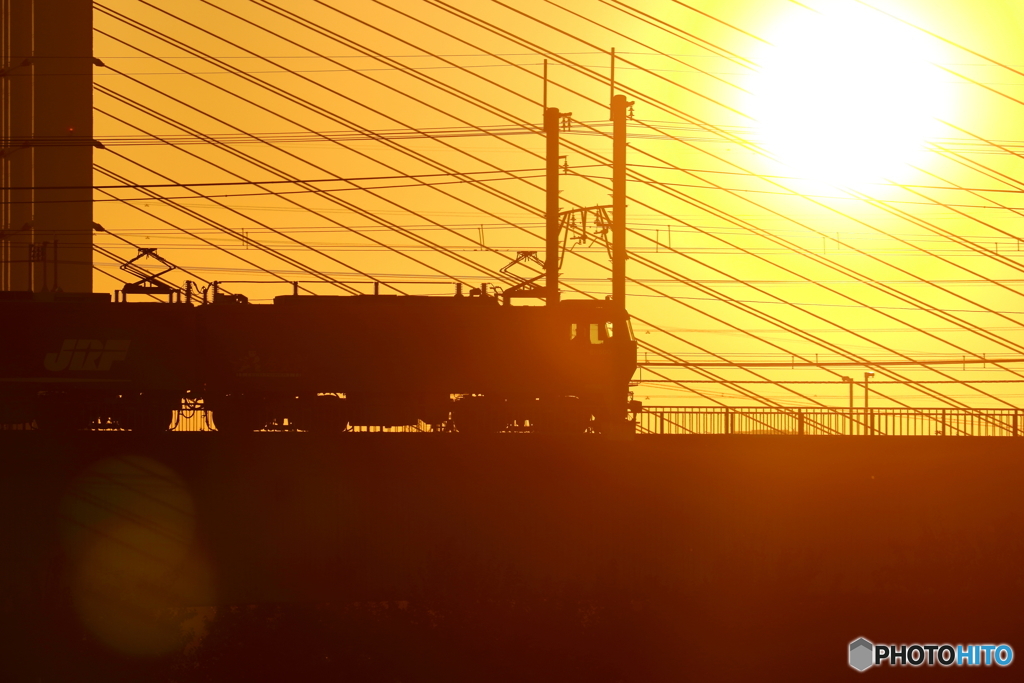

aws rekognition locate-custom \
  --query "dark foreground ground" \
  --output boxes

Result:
[1,433,1021,681]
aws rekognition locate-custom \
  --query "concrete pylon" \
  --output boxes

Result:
[2,0,94,293]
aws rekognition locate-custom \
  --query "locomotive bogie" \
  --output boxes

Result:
[205,394,272,435]
[10,390,177,433]
[115,392,181,433]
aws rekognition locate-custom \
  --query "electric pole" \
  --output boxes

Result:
[545,106,560,305]
[611,94,632,309]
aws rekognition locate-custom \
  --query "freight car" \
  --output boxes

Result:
[0,286,638,434]
[0,290,194,432]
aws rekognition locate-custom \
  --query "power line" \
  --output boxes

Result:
[92,0,1024,411]
[3,173,549,203]
[0,166,561,190]
[417,0,1024,408]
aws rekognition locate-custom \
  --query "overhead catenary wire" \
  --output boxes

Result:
[499,5,1024,360]
[197,0,1024,405]
[333,9,1024,395]
[366,0,1024,409]
[88,1,1024,405]
[199,0,782,405]
[282,0,872,409]
[0,165,562,190]
[103,3,720,405]
[289,0,853,407]
[95,7,561,289]
[419,0,1024,405]
[96,76,499,292]
[94,13,774,405]
[95,162,364,296]
[311,2,1024,409]
[9,172,551,203]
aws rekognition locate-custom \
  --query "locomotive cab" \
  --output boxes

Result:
[559,300,634,350]
[1,286,638,435]
[451,298,637,435]
[544,299,638,431]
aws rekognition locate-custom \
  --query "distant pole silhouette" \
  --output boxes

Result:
[611,94,632,309]
[842,376,853,435]
[545,106,560,305]
[864,371,875,435]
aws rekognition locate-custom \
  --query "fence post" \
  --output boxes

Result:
[621,407,1024,438]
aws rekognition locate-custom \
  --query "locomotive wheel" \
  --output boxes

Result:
[211,406,261,434]
[33,393,93,432]
[294,395,348,434]
[453,396,508,435]
[210,395,267,434]
[532,397,590,436]
[592,399,637,439]
[593,416,635,439]
[130,408,173,433]
[118,394,176,434]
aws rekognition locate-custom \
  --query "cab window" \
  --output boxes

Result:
[589,322,614,344]
[571,322,614,344]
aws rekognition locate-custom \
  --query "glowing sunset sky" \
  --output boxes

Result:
[92,0,1024,409]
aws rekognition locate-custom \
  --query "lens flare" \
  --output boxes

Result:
[60,455,212,656]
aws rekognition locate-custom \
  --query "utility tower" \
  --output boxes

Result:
[1,0,95,293]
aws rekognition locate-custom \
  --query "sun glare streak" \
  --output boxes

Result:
[750,1,949,188]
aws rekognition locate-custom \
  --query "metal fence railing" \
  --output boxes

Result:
[636,406,1024,437]
[6,404,1023,436]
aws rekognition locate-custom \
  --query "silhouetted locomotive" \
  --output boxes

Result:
[0,286,638,434]
[2,99,641,434]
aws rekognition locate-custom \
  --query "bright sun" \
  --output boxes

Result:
[750,1,947,187]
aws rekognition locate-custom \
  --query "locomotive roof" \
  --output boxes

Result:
[271,294,620,311]
[272,294,500,306]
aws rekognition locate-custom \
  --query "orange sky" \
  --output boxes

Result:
[92,0,1024,409]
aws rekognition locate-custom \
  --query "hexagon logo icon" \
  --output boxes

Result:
[849,637,874,671]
